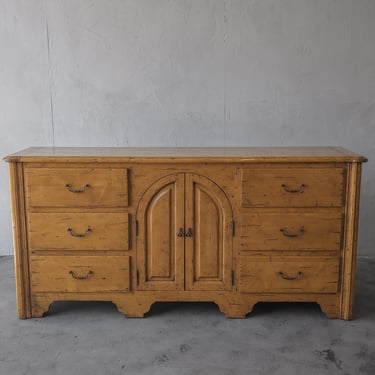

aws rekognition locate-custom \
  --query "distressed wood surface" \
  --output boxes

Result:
[25,167,128,208]
[4,146,368,163]
[4,147,367,320]
[8,163,32,318]
[30,255,130,293]
[240,256,339,293]
[28,212,129,251]
[241,167,345,207]
[239,212,342,251]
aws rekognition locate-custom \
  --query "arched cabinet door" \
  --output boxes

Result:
[136,172,233,292]
[185,174,233,291]
[136,174,185,291]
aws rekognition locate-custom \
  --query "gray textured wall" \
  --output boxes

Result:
[1,0,374,255]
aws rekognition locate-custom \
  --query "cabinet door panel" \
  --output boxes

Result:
[185,174,233,291]
[137,174,184,291]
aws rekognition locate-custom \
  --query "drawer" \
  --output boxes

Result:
[240,213,342,251]
[28,213,129,251]
[30,255,130,293]
[25,167,128,208]
[240,256,339,293]
[241,167,345,207]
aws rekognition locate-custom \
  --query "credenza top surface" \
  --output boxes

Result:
[4,146,367,163]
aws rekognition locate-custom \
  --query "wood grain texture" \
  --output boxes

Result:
[25,167,128,208]
[4,147,367,320]
[241,167,345,207]
[240,212,342,251]
[340,162,363,320]
[184,173,233,291]
[30,255,130,293]
[136,173,185,291]
[4,146,368,163]
[8,163,32,318]
[240,256,339,293]
[28,212,129,251]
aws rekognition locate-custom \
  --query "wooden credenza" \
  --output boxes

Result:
[5,147,367,319]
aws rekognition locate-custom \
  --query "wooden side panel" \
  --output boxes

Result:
[30,255,130,293]
[241,167,345,207]
[28,213,129,251]
[8,162,32,318]
[240,256,339,293]
[240,212,342,251]
[340,163,363,320]
[25,167,128,208]
[137,174,185,291]
[185,174,233,291]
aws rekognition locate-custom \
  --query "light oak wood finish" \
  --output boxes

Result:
[4,147,367,320]
[30,255,130,293]
[239,212,342,251]
[28,213,129,251]
[240,256,339,293]
[241,167,345,207]
[25,167,128,208]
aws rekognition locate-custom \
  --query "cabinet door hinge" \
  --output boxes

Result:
[232,220,235,236]
[136,220,139,236]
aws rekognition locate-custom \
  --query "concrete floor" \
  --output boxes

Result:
[0,256,374,375]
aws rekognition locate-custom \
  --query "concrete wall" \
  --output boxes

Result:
[1,0,374,255]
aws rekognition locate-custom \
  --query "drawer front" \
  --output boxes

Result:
[240,256,339,293]
[25,167,128,207]
[240,213,342,251]
[28,213,129,251]
[241,167,345,207]
[30,255,130,293]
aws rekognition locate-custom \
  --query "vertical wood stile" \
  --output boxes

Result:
[340,162,363,320]
[8,162,32,318]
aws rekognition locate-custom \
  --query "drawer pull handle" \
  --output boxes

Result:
[67,227,92,238]
[65,183,90,193]
[281,184,305,193]
[69,270,94,280]
[280,226,304,238]
[177,228,185,237]
[185,228,193,237]
[278,271,302,281]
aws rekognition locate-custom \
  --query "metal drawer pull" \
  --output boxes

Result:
[280,226,304,238]
[65,183,90,193]
[177,228,185,237]
[281,184,305,193]
[278,271,302,281]
[69,270,94,280]
[67,227,92,238]
[185,228,193,237]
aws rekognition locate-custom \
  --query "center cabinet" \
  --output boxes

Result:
[136,173,234,292]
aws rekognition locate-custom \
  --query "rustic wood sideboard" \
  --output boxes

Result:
[4,147,367,319]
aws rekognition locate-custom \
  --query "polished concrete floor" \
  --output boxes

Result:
[0,255,374,375]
